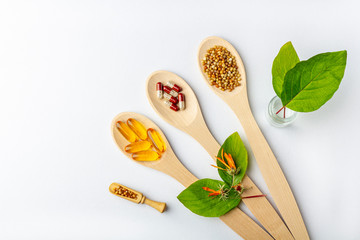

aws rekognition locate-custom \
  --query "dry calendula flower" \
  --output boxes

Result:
[202,45,242,92]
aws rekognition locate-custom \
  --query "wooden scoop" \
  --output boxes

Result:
[146,71,293,240]
[198,36,309,240]
[111,112,271,240]
[109,182,166,213]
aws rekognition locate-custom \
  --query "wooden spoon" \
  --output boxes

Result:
[111,112,271,240]
[198,36,309,240]
[109,182,166,213]
[146,71,293,240]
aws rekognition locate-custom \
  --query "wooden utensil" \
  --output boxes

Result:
[109,182,166,213]
[111,112,271,240]
[146,71,293,240]
[197,36,309,240]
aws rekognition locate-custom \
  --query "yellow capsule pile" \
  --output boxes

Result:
[116,118,166,161]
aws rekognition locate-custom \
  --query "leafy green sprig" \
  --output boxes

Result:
[177,133,264,217]
[272,42,347,114]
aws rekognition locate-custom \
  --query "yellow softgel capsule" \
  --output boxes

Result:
[147,128,166,153]
[132,150,160,161]
[116,121,138,142]
[127,118,148,140]
[125,141,151,153]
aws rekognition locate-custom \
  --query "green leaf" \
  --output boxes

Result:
[272,41,300,97]
[177,179,241,217]
[280,51,347,112]
[217,132,248,186]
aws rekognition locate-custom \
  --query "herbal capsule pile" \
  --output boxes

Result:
[156,81,186,111]
[116,118,166,161]
[202,45,242,92]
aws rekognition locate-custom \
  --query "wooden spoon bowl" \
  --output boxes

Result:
[112,112,166,169]
[146,71,200,129]
[198,36,247,101]
[111,112,197,187]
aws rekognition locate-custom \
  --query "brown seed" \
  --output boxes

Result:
[114,186,138,199]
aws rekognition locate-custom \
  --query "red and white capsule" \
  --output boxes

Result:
[166,81,182,92]
[164,100,179,111]
[156,82,163,99]
[163,85,178,97]
[178,93,185,110]
[163,92,178,104]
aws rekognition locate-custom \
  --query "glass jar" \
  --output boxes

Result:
[266,96,298,127]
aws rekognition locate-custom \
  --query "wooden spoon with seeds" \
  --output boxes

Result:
[146,71,293,240]
[111,112,271,240]
[109,182,166,213]
[198,36,309,240]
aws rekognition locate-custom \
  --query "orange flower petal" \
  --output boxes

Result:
[202,187,216,193]
[216,157,231,169]
[229,155,236,169]
[224,153,236,169]
[211,164,227,171]
[209,191,221,196]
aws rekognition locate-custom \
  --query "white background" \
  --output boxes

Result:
[1,0,359,239]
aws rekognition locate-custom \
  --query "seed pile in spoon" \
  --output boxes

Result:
[114,185,138,199]
[202,45,242,92]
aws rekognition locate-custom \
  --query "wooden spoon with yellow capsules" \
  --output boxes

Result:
[111,112,272,240]
[146,71,293,240]
[198,36,309,240]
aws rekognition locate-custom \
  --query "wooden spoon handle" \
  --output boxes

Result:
[142,197,166,213]
[231,95,309,240]
[186,123,293,240]
[220,207,272,240]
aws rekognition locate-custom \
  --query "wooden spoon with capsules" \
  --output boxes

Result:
[198,36,309,240]
[146,71,293,240]
[111,112,271,240]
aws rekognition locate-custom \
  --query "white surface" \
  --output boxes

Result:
[1,1,360,239]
